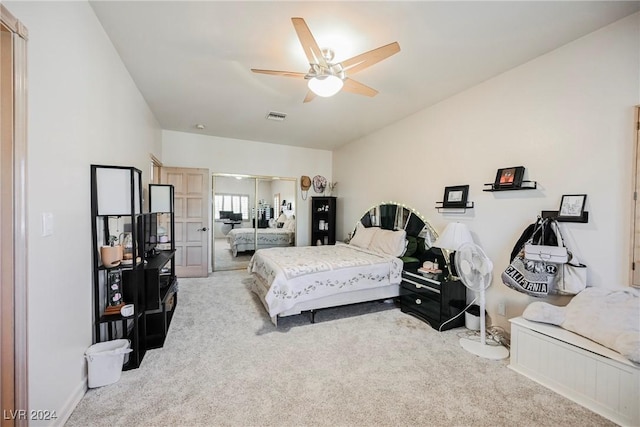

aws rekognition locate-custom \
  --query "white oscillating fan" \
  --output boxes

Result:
[455,242,509,360]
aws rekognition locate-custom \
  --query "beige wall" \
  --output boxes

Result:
[162,130,332,246]
[334,13,640,329]
[5,1,162,425]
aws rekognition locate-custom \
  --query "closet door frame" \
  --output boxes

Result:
[632,106,640,287]
[1,4,28,425]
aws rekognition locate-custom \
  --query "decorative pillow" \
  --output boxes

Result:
[403,236,418,257]
[522,302,566,325]
[368,229,407,257]
[350,224,379,249]
[283,218,296,232]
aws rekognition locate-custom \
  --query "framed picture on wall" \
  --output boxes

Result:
[442,185,469,208]
[494,166,525,188]
[558,194,587,219]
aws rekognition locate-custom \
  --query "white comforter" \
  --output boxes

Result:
[227,228,294,255]
[248,243,403,317]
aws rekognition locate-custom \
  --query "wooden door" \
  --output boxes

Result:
[161,167,209,277]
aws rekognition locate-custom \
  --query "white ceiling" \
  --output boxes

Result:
[89,1,640,150]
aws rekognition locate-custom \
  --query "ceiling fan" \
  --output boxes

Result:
[251,17,400,103]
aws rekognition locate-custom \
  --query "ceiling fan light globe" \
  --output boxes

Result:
[308,75,343,97]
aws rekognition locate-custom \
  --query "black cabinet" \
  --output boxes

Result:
[399,270,466,331]
[90,165,146,370]
[144,251,177,348]
[146,184,178,349]
[311,196,336,246]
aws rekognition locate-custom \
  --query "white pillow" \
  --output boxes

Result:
[283,218,296,232]
[522,302,566,325]
[349,224,379,249]
[368,229,407,257]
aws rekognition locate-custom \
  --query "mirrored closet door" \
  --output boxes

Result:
[212,174,296,271]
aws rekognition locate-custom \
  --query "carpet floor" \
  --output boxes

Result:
[213,238,252,271]
[66,270,612,427]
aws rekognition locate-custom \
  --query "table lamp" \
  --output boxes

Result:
[433,222,473,279]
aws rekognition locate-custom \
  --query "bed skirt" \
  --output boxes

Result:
[250,274,400,326]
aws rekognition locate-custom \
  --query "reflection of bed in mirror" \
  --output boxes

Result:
[248,202,441,326]
[227,216,296,256]
[227,227,295,256]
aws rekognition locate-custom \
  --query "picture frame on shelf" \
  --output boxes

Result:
[442,185,469,208]
[558,194,587,219]
[494,166,525,188]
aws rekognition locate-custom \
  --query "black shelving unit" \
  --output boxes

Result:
[311,196,336,246]
[90,165,146,370]
[146,184,178,349]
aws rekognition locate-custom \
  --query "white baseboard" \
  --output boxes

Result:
[52,376,87,427]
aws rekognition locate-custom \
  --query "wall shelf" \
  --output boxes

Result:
[541,210,589,223]
[435,201,474,212]
[483,180,537,192]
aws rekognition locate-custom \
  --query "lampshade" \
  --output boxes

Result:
[308,75,343,97]
[277,213,287,223]
[433,222,473,251]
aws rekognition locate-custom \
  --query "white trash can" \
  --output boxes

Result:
[85,339,132,388]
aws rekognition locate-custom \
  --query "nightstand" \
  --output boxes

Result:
[399,270,466,330]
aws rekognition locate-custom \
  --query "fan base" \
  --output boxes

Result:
[459,337,509,360]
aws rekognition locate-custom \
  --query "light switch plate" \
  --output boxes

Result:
[42,212,54,237]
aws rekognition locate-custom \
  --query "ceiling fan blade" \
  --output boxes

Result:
[251,69,307,79]
[340,42,400,75]
[342,78,378,97]
[303,91,317,103]
[291,17,327,68]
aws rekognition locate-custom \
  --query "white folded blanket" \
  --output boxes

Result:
[523,287,640,364]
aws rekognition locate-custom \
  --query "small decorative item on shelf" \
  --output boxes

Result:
[417,260,442,279]
[326,182,337,196]
[104,268,125,315]
[119,232,134,265]
[558,194,587,220]
[494,166,525,189]
[483,166,537,191]
[542,194,589,223]
[100,235,122,267]
[436,185,474,211]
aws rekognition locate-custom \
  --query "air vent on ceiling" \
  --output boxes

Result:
[266,111,287,121]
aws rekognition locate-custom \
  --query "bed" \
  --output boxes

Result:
[227,227,295,256]
[248,202,440,325]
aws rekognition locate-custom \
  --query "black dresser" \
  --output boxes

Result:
[399,270,466,331]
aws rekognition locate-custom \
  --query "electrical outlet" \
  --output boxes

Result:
[498,301,506,316]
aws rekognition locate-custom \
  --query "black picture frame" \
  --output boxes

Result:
[494,166,525,188]
[442,185,469,208]
[557,194,587,219]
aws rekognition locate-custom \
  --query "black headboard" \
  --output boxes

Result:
[358,202,438,241]
[355,202,443,270]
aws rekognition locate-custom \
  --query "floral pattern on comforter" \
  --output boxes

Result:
[248,243,402,317]
[227,228,293,253]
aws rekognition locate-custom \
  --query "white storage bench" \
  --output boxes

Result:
[509,316,639,426]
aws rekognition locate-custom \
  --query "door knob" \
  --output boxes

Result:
[197,227,209,232]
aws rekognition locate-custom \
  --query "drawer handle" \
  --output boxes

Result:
[415,298,422,305]
[403,278,441,294]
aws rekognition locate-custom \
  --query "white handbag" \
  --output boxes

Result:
[554,261,587,295]
[524,243,569,264]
